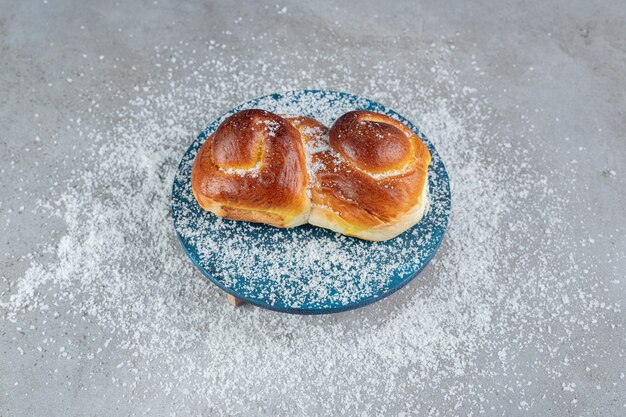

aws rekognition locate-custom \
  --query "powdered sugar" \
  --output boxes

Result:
[2,43,623,415]
[261,119,281,136]
[172,91,449,311]
[301,125,330,182]
[219,161,261,177]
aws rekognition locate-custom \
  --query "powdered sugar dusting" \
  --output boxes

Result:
[2,42,624,416]
[172,91,449,311]
[219,160,261,177]
[301,125,330,181]
[261,119,281,136]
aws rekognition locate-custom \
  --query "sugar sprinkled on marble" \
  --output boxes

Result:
[1,43,624,416]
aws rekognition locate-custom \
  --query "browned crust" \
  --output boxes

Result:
[191,109,310,227]
[311,111,431,230]
[329,111,412,174]
[190,109,431,237]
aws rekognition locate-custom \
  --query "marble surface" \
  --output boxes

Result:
[1,1,625,415]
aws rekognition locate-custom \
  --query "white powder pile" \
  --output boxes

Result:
[2,44,623,415]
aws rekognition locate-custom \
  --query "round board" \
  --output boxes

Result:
[172,90,451,314]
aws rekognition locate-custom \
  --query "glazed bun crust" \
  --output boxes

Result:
[191,109,310,228]
[330,111,412,174]
[190,109,431,241]
[308,111,431,241]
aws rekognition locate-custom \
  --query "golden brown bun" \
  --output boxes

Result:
[307,111,431,241]
[191,109,311,228]
[191,109,431,241]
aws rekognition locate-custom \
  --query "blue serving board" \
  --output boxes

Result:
[171,90,451,314]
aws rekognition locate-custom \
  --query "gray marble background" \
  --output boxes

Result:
[1,1,625,415]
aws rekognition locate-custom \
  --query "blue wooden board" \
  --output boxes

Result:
[171,90,451,314]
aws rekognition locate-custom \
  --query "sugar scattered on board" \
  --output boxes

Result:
[1,42,624,416]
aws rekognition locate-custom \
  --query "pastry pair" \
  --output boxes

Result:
[191,109,431,241]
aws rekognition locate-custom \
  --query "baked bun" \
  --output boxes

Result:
[307,111,431,241]
[191,109,311,228]
[190,109,431,241]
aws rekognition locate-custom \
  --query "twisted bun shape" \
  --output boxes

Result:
[308,111,431,241]
[191,109,431,241]
[191,109,310,228]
